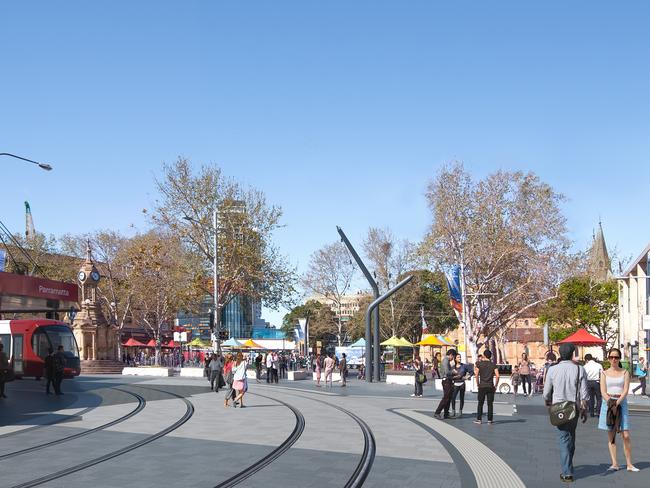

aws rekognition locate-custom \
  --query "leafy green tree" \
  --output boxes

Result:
[282,300,339,346]
[538,277,618,356]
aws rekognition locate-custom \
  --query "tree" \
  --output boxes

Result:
[538,277,619,357]
[348,270,457,343]
[3,232,78,282]
[151,157,297,323]
[124,231,204,365]
[281,300,339,346]
[420,162,573,361]
[302,242,356,346]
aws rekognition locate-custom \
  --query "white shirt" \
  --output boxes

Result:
[266,355,273,368]
[584,360,603,381]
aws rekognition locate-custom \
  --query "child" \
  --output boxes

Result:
[511,365,521,398]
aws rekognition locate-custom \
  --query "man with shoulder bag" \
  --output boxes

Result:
[543,343,589,483]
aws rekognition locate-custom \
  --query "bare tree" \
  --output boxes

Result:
[420,162,573,361]
[302,242,356,346]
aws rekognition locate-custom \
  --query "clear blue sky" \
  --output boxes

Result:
[2,2,649,326]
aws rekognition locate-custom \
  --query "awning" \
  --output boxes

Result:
[123,338,145,347]
[559,328,606,346]
[417,335,446,347]
[240,338,264,349]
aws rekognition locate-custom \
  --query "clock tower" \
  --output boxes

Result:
[72,240,118,363]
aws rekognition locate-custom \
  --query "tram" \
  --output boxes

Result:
[0,319,81,379]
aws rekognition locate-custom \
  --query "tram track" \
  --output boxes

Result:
[9,385,195,488]
[0,388,146,461]
[214,392,306,488]
[219,387,375,488]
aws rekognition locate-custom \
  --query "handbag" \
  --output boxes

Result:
[416,372,428,384]
[549,364,580,427]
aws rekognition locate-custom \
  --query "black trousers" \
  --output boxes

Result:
[272,368,279,383]
[54,372,64,394]
[587,380,602,416]
[452,383,465,411]
[477,386,495,421]
[520,374,532,395]
[45,376,54,394]
[435,379,453,415]
[414,372,423,396]
[633,376,646,396]
[266,368,271,383]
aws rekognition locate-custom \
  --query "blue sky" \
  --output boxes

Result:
[2,2,649,326]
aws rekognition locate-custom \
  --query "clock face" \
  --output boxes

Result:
[78,271,86,282]
[91,271,100,281]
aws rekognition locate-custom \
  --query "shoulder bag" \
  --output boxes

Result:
[549,364,580,427]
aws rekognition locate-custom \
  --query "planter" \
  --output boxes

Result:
[288,371,307,381]
[179,368,205,378]
[122,367,173,377]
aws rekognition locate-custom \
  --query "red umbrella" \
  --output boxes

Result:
[123,338,145,347]
[559,329,606,346]
[163,340,178,348]
[146,339,157,347]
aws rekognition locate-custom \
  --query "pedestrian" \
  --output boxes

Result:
[53,345,66,395]
[271,351,279,383]
[411,356,424,397]
[433,349,457,420]
[519,353,532,397]
[451,353,469,417]
[255,353,263,383]
[511,365,521,399]
[632,357,647,397]
[279,354,287,379]
[223,353,237,407]
[431,352,441,380]
[0,343,9,399]
[265,353,272,383]
[598,347,639,472]
[324,353,335,387]
[584,353,603,417]
[315,353,322,387]
[474,350,499,424]
[339,353,348,387]
[232,352,248,408]
[44,347,55,395]
[543,343,588,483]
[204,353,212,381]
[209,353,224,392]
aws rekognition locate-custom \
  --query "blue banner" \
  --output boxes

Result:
[0,249,5,272]
[445,265,463,313]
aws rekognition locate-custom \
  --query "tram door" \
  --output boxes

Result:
[13,334,24,375]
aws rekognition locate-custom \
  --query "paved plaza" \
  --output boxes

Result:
[1,374,650,488]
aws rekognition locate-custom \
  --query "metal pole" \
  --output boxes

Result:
[364,275,414,382]
[460,252,470,362]
[337,226,380,381]
[213,208,220,353]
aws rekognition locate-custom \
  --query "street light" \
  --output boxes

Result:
[1,152,53,171]
[183,209,220,353]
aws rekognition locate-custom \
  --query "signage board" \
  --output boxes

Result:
[643,315,650,331]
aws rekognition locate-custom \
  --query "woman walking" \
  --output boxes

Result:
[324,353,335,387]
[411,356,424,397]
[315,353,322,387]
[632,357,647,396]
[232,352,248,408]
[451,353,468,417]
[599,348,639,472]
[223,353,237,407]
[519,353,532,397]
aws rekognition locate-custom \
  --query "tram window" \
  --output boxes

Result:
[45,326,79,358]
[0,334,9,352]
[32,330,50,358]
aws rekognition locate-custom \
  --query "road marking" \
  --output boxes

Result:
[395,409,526,488]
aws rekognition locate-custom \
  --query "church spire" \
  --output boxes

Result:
[587,221,612,282]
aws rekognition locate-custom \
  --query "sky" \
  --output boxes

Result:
[2,2,649,326]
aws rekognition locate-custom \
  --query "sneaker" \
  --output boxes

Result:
[410,394,417,397]
[627,466,640,472]
[433,413,443,420]
[459,410,463,417]
[473,419,482,425]
[451,410,456,418]
[560,474,574,483]
[487,420,494,425]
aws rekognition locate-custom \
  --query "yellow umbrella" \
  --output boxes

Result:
[380,336,403,347]
[416,335,446,347]
[398,337,414,347]
[240,338,264,349]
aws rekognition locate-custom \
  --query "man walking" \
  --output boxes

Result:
[583,354,603,416]
[474,350,499,425]
[434,349,456,420]
[543,343,588,483]
[266,353,272,383]
[255,353,263,383]
[271,351,279,383]
[632,357,647,397]
[53,345,66,395]
[339,353,348,387]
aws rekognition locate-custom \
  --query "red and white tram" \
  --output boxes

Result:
[0,319,81,379]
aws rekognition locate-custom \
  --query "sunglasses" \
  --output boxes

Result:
[608,356,621,360]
